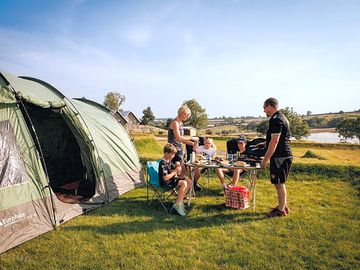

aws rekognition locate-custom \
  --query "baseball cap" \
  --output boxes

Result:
[237,135,247,143]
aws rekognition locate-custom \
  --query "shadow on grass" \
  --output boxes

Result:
[63,194,266,235]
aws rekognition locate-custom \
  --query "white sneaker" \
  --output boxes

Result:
[171,203,186,216]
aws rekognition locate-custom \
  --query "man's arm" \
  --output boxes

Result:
[260,134,280,169]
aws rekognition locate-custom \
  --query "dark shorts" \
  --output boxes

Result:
[270,157,292,184]
[163,177,179,189]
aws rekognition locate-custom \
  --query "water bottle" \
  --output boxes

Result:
[190,151,196,163]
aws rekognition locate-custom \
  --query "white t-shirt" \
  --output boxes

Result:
[197,145,216,157]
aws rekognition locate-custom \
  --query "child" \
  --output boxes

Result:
[193,137,217,191]
[215,135,248,189]
[158,143,192,216]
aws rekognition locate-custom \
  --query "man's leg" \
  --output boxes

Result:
[274,183,287,212]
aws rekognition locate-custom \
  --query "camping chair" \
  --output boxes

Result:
[245,138,266,161]
[224,137,266,188]
[146,160,177,213]
[185,136,210,187]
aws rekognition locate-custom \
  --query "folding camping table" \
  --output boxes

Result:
[186,161,262,210]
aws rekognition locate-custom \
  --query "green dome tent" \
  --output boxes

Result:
[0,70,144,253]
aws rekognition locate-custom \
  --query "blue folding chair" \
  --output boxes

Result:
[146,160,177,213]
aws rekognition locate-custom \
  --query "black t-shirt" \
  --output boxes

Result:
[158,159,176,186]
[266,111,292,158]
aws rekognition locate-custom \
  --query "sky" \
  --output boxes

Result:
[0,0,359,119]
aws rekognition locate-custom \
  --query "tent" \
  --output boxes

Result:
[0,70,144,253]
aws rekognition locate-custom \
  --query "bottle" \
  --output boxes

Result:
[191,151,196,163]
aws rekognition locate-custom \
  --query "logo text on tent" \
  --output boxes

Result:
[0,212,26,228]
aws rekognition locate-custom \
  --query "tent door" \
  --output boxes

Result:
[21,102,96,202]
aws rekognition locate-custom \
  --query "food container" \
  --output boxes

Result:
[225,186,249,209]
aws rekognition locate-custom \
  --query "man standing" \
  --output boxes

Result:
[261,98,293,217]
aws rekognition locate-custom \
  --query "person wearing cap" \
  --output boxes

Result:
[215,135,248,189]
[261,97,292,218]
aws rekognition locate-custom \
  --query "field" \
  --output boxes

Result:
[0,135,359,269]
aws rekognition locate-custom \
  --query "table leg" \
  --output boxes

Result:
[187,168,196,206]
[250,170,257,211]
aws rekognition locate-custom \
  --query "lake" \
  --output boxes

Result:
[304,132,358,144]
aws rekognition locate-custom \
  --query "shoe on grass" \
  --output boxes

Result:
[180,203,187,214]
[267,207,286,218]
[271,205,290,215]
[171,203,186,216]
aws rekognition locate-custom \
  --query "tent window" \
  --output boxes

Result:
[0,121,29,188]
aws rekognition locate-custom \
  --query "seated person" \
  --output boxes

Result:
[215,135,248,189]
[159,143,192,216]
[193,137,217,191]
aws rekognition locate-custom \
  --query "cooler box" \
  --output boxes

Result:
[225,186,250,210]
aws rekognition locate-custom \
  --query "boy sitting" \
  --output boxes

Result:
[158,143,192,216]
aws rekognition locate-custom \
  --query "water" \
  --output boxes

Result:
[304,132,358,144]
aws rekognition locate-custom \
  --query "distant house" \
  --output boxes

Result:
[119,109,141,130]
[111,110,128,127]
[183,126,197,137]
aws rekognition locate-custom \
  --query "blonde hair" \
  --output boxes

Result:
[177,105,191,117]
[164,143,177,154]
[204,137,216,150]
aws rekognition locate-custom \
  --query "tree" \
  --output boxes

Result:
[182,99,208,129]
[306,110,312,116]
[164,118,173,129]
[140,106,155,125]
[328,117,346,128]
[256,120,269,135]
[336,117,360,143]
[281,107,310,140]
[305,117,328,128]
[246,121,260,131]
[103,91,126,111]
[257,107,310,139]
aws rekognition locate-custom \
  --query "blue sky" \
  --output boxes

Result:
[0,0,359,118]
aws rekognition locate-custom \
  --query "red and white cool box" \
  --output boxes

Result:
[225,186,250,210]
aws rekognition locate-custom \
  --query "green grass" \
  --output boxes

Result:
[293,147,360,167]
[1,136,359,269]
[1,177,359,269]
[301,150,327,160]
